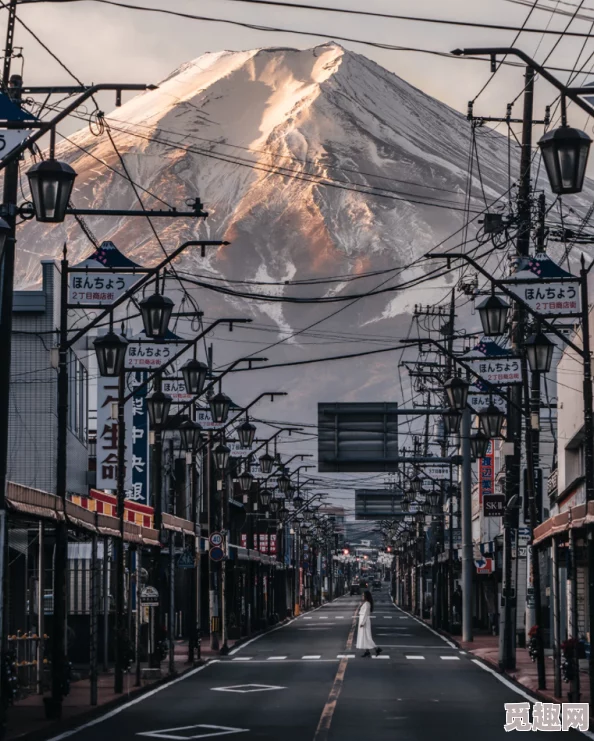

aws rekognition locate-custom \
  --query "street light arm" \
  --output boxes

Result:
[450,47,594,119]
[428,251,584,356]
[66,240,225,349]
[0,83,155,172]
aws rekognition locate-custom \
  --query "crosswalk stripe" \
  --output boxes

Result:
[302,655,321,660]
[372,655,390,659]
[337,616,345,619]
[319,617,328,620]
[406,655,425,660]
[303,617,312,620]
[232,657,252,661]
[440,656,460,661]
[336,654,355,658]
[267,656,287,660]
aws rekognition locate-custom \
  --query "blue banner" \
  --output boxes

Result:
[127,371,149,507]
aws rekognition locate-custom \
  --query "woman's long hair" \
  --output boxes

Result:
[363,590,374,613]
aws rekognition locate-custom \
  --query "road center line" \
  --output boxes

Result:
[313,606,358,741]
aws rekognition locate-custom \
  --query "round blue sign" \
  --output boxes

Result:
[210,546,225,562]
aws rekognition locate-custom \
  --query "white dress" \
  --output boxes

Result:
[356,602,376,650]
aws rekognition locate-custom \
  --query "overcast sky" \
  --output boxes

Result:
[7,0,594,134]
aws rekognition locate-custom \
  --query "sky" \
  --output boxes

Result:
[7,0,594,138]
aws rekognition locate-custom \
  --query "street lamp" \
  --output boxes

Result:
[277,473,291,495]
[525,331,555,374]
[269,498,280,515]
[259,452,274,474]
[538,124,591,195]
[470,430,490,460]
[237,420,256,448]
[443,409,462,435]
[476,294,509,336]
[444,376,469,410]
[259,488,272,508]
[181,358,208,396]
[209,392,232,424]
[238,470,254,493]
[410,474,423,494]
[400,499,410,513]
[213,442,230,471]
[139,292,174,339]
[179,419,202,452]
[93,331,128,377]
[146,390,172,427]
[478,402,505,438]
[427,490,441,508]
[26,159,77,222]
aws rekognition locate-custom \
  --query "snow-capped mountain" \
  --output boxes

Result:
[13,43,593,435]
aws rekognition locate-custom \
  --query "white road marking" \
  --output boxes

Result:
[138,724,249,739]
[231,657,252,662]
[319,617,328,620]
[211,684,286,693]
[302,655,321,660]
[406,655,425,660]
[267,656,287,661]
[459,651,466,655]
[383,616,393,619]
[372,655,390,660]
[337,616,345,619]
[336,654,356,659]
[44,662,217,741]
[440,656,460,661]
[303,617,312,620]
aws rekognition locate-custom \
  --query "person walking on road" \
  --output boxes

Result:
[356,590,382,658]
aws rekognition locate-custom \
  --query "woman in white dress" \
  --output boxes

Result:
[356,590,382,658]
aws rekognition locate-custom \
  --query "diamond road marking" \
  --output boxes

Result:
[440,656,460,661]
[211,684,286,693]
[302,655,321,660]
[137,725,249,740]
[267,656,287,661]
[406,656,425,660]
[231,657,252,662]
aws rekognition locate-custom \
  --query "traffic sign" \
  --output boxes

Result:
[210,532,223,547]
[210,546,225,562]
[140,586,159,606]
[177,549,196,569]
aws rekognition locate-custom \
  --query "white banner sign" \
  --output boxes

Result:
[227,440,257,458]
[161,378,194,402]
[96,377,133,491]
[468,392,507,412]
[0,129,32,160]
[467,357,522,385]
[69,272,140,306]
[420,464,450,481]
[504,280,580,316]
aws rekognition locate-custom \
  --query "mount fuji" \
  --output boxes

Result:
[13,43,593,439]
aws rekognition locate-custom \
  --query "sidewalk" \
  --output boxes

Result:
[427,621,590,705]
[5,638,233,741]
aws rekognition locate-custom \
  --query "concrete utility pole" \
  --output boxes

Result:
[460,406,473,643]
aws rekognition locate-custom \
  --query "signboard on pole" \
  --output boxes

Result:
[0,92,36,162]
[68,241,144,306]
[464,340,522,385]
[478,440,495,504]
[161,378,193,402]
[124,330,185,370]
[420,463,450,481]
[503,253,580,316]
[140,586,159,606]
[483,494,505,517]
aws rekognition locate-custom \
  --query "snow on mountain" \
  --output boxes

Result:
[13,43,593,434]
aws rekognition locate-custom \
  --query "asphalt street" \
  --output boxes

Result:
[52,589,583,741]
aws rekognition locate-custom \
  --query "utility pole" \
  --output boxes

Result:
[0,4,19,722]
[461,404,473,643]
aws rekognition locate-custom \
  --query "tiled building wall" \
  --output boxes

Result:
[8,260,89,496]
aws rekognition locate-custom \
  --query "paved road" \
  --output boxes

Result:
[55,590,582,741]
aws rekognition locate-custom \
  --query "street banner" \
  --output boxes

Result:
[195,407,242,431]
[227,439,257,458]
[478,439,495,504]
[161,377,193,402]
[240,533,277,555]
[127,371,149,506]
[502,253,580,316]
[96,377,132,491]
[68,241,144,306]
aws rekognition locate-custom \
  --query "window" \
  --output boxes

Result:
[68,350,88,443]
